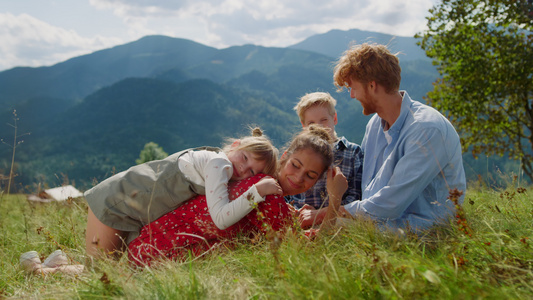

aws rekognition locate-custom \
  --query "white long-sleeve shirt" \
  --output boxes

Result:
[179,150,264,229]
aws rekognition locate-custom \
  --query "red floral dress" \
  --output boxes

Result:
[128,174,294,266]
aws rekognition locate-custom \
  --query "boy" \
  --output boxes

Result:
[286,92,363,228]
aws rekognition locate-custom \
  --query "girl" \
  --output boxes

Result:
[128,125,348,266]
[85,127,282,258]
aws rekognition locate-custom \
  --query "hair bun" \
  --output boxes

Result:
[251,127,263,137]
[307,125,332,143]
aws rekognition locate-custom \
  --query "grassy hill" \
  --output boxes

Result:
[0,183,531,298]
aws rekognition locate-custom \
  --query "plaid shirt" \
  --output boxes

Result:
[286,136,363,209]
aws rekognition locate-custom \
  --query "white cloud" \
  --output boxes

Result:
[0,12,123,71]
[0,0,437,71]
[88,0,436,48]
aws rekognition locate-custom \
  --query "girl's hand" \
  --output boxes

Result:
[255,177,283,197]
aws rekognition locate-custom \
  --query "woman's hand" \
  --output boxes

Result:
[255,176,283,197]
[298,205,327,229]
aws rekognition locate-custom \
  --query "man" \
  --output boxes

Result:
[286,92,363,228]
[303,42,466,232]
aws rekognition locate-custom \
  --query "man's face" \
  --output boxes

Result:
[301,104,337,139]
[349,80,376,116]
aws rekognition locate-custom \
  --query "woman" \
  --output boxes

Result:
[128,125,348,266]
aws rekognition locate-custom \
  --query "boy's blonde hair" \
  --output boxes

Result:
[294,92,337,124]
[223,127,279,177]
[333,42,401,94]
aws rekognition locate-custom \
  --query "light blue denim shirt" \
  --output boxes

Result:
[344,91,466,232]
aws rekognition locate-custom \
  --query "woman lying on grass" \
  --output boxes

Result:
[128,125,348,266]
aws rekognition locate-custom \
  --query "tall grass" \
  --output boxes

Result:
[0,184,532,299]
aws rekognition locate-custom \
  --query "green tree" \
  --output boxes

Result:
[416,0,533,180]
[136,142,169,164]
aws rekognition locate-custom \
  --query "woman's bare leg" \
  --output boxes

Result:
[85,207,126,259]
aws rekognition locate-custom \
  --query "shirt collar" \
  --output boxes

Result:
[386,91,412,134]
[335,136,348,150]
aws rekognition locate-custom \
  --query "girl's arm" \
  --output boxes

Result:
[203,157,281,230]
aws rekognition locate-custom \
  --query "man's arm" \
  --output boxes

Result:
[344,127,450,220]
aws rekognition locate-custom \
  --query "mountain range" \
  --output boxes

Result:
[0,28,499,191]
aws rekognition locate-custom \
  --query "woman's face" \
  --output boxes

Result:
[278,148,326,196]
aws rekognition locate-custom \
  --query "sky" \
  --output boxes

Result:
[0,0,438,72]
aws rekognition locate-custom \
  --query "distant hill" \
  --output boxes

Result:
[0,36,218,107]
[0,43,370,189]
[0,37,331,109]
[289,28,430,62]
[0,29,508,190]
[5,78,299,188]
[288,28,437,102]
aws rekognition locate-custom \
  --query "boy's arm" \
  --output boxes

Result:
[339,144,363,204]
[299,167,348,230]
[320,167,348,231]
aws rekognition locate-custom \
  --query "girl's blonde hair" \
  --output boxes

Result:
[223,127,279,177]
[280,125,334,176]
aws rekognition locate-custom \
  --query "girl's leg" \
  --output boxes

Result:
[85,207,126,259]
